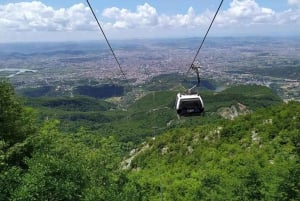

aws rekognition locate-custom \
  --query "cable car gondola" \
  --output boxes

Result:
[176,92,204,116]
[86,0,224,118]
[175,0,223,117]
[176,64,205,117]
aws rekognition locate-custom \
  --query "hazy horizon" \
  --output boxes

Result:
[1,35,300,45]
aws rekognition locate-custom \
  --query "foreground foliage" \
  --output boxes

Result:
[1,81,299,200]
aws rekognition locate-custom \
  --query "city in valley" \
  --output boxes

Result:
[0,37,299,101]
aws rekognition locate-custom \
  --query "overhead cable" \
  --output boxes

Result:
[187,0,224,75]
[86,0,128,82]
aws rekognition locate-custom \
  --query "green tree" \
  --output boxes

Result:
[278,162,300,201]
[0,81,37,200]
[13,120,125,201]
[0,81,36,147]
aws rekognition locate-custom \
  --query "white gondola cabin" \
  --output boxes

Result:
[175,92,204,116]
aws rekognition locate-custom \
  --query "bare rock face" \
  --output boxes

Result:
[218,103,251,120]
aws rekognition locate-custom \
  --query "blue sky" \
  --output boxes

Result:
[0,0,291,12]
[0,0,291,14]
[0,0,299,42]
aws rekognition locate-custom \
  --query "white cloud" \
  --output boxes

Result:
[0,0,299,40]
[103,4,212,29]
[0,1,95,31]
[103,3,158,28]
[220,0,275,25]
[159,7,212,28]
[288,0,300,6]
[276,9,300,25]
[102,0,299,31]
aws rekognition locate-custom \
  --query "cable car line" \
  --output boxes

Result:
[87,0,224,118]
[177,0,224,117]
[86,0,128,83]
[187,0,224,76]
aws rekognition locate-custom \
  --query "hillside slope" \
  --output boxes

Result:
[1,81,298,201]
[25,85,282,145]
[125,101,300,200]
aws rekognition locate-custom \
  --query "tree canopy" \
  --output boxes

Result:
[0,81,299,201]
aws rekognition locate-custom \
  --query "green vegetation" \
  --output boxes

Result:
[24,96,119,132]
[0,80,37,199]
[21,84,282,145]
[26,96,115,112]
[1,81,125,200]
[1,81,299,200]
[18,84,125,99]
[249,65,300,80]
[75,84,124,98]
[204,85,282,112]
[127,101,300,200]
[19,86,55,97]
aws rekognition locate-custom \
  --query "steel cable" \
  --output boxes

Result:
[187,0,224,75]
[86,0,128,82]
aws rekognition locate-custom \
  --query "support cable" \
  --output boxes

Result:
[187,0,224,76]
[86,0,128,82]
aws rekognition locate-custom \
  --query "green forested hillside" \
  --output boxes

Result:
[1,81,125,200]
[24,84,282,144]
[26,96,116,112]
[1,81,299,201]
[17,84,125,98]
[126,101,300,200]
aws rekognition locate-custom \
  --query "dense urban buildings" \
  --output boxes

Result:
[0,37,299,100]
